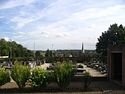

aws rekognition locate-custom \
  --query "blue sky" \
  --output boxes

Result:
[0,0,125,50]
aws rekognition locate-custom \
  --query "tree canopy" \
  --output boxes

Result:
[96,23,125,62]
[45,49,53,63]
[0,39,34,60]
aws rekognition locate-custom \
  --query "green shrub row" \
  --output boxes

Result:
[10,61,75,89]
[0,61,91,90]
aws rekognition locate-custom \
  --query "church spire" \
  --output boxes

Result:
[82,42,85,53]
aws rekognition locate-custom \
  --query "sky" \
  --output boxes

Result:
[0,0,125,50]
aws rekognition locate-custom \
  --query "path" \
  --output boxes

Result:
[79,63,107,77]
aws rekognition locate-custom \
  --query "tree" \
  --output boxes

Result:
[0,39,9,56]
[45,49,53,63]
[0,38,34,61]
[35,51,41,59]
[96,23,125,63]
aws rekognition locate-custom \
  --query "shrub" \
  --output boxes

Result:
[0,68,10,86]
[11,63,30,88]
[31,67,52,88]
[54,61,74,89]
[83,72,92,91]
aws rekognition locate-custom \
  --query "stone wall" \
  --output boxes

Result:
[107,45,125,87]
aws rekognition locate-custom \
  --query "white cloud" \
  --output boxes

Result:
[0,0,35,10]
[10,0,125,29]
[11,15,39,29]
[3,37,10,41]
[12,3,125,49]
[1,0,125,50]
[9,0,89,29]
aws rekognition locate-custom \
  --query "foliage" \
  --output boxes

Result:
[35,51,41,59]
[0,68,10,86]
[0,39,34,60]
[31,67,52,88]
[54,61,75,89]
[96,24,125,62]
[11,63,30,88]
[0,39,9,56]
[83,72,91,91]
[45,49,54,63]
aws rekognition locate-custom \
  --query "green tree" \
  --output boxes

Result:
[45,49,53,63]
[96,23,125,62]
[0,38,34,61]
[35,51,41,60]
[0,39,9,56]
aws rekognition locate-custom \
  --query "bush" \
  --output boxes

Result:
[31,67,52,88]
[11,63,30,88]
[83,72,92,91]
[0,68,10,86]
[54,61,74,89]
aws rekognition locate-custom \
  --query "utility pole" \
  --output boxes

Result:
[34,41,36,60]
[9,39,12,62]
